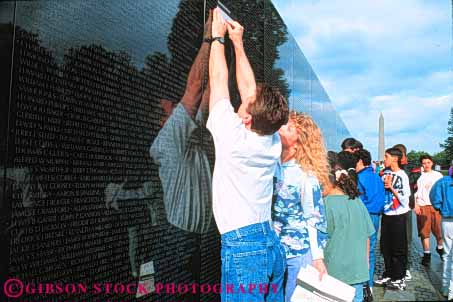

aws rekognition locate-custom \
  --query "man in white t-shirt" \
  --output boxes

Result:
[415,154,444,266]
[207,8,289,302]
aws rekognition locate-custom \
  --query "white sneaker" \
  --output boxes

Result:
[404,269,412,281]
[386,279,407,291]
[375,276,391,286]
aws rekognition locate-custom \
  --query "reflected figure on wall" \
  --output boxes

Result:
[1,167,46,208]
[1,167,47,240]
[105,179,156,222]
[1,166,47,292]
[149,11,213,235]
[104,179,158,277]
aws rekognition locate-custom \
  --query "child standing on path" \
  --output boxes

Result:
[414,154,444,266]
[375,148,411,290]
[323,161,375,302]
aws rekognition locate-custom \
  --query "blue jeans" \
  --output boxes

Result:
[351,283,364,302]
[369,213,380,287]
[221,221,286,302]
[284,252,312,302]
[441,218,453,299]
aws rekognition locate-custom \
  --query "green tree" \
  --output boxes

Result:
[407,150,449,167]
[433,150,449,167]
[440,107,453,160]
[407,150,429,165]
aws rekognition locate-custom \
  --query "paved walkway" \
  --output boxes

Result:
[373,212,446,301]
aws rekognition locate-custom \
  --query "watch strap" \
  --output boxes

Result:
[203,37,225,44]
[211,37,225,44]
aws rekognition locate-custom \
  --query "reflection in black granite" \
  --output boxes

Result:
[150,12,212,235]
[2,1,209,300]
[0,1,349,301]
[0,7,16,299]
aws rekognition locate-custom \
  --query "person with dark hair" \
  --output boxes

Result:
[431,174,453,300]
[323,163,375,302]
[337,150,359,183]
[327,151,340,171]
[341,137,363,153]
[392,144,407,156]
[414,154,444,266]
[356,149,372,166]
[207,9,289,302]
[355,149,385,291]
[337,151,359,171]
[392,143,417,281]
[392,144,420,193]
[375,148,411,290]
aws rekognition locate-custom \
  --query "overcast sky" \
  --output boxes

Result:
[273,0,452,158]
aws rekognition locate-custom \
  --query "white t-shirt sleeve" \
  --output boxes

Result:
[415,176,422,204]
[415,172,444,206]
[397,172,411,207]
[302,176,324,260]
[206,99,242,145]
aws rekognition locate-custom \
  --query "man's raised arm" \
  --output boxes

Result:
[180,10,212,119]
[227,20,256,106]
[209,8,229,112]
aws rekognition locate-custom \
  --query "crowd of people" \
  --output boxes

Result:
[205,8,453,302]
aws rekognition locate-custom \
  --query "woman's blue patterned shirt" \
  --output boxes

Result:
[272,159,327,259]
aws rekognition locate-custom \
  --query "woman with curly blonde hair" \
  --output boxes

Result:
[289,112,331,190]
[272,112,330,302]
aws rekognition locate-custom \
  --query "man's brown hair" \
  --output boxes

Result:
[248,84,289,135]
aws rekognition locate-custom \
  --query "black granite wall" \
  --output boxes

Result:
[0,1,349,301]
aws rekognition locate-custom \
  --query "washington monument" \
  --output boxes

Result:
[378,112,385,161]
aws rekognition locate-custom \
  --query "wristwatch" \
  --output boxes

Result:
[212,37,225,44]
[204,37,225,44]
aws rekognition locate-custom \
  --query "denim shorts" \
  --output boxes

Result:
[220,221,286,302]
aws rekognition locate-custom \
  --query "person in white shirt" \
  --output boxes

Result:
[375,148,411,290]
[414,154,444,266]
[207,8,289,302]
